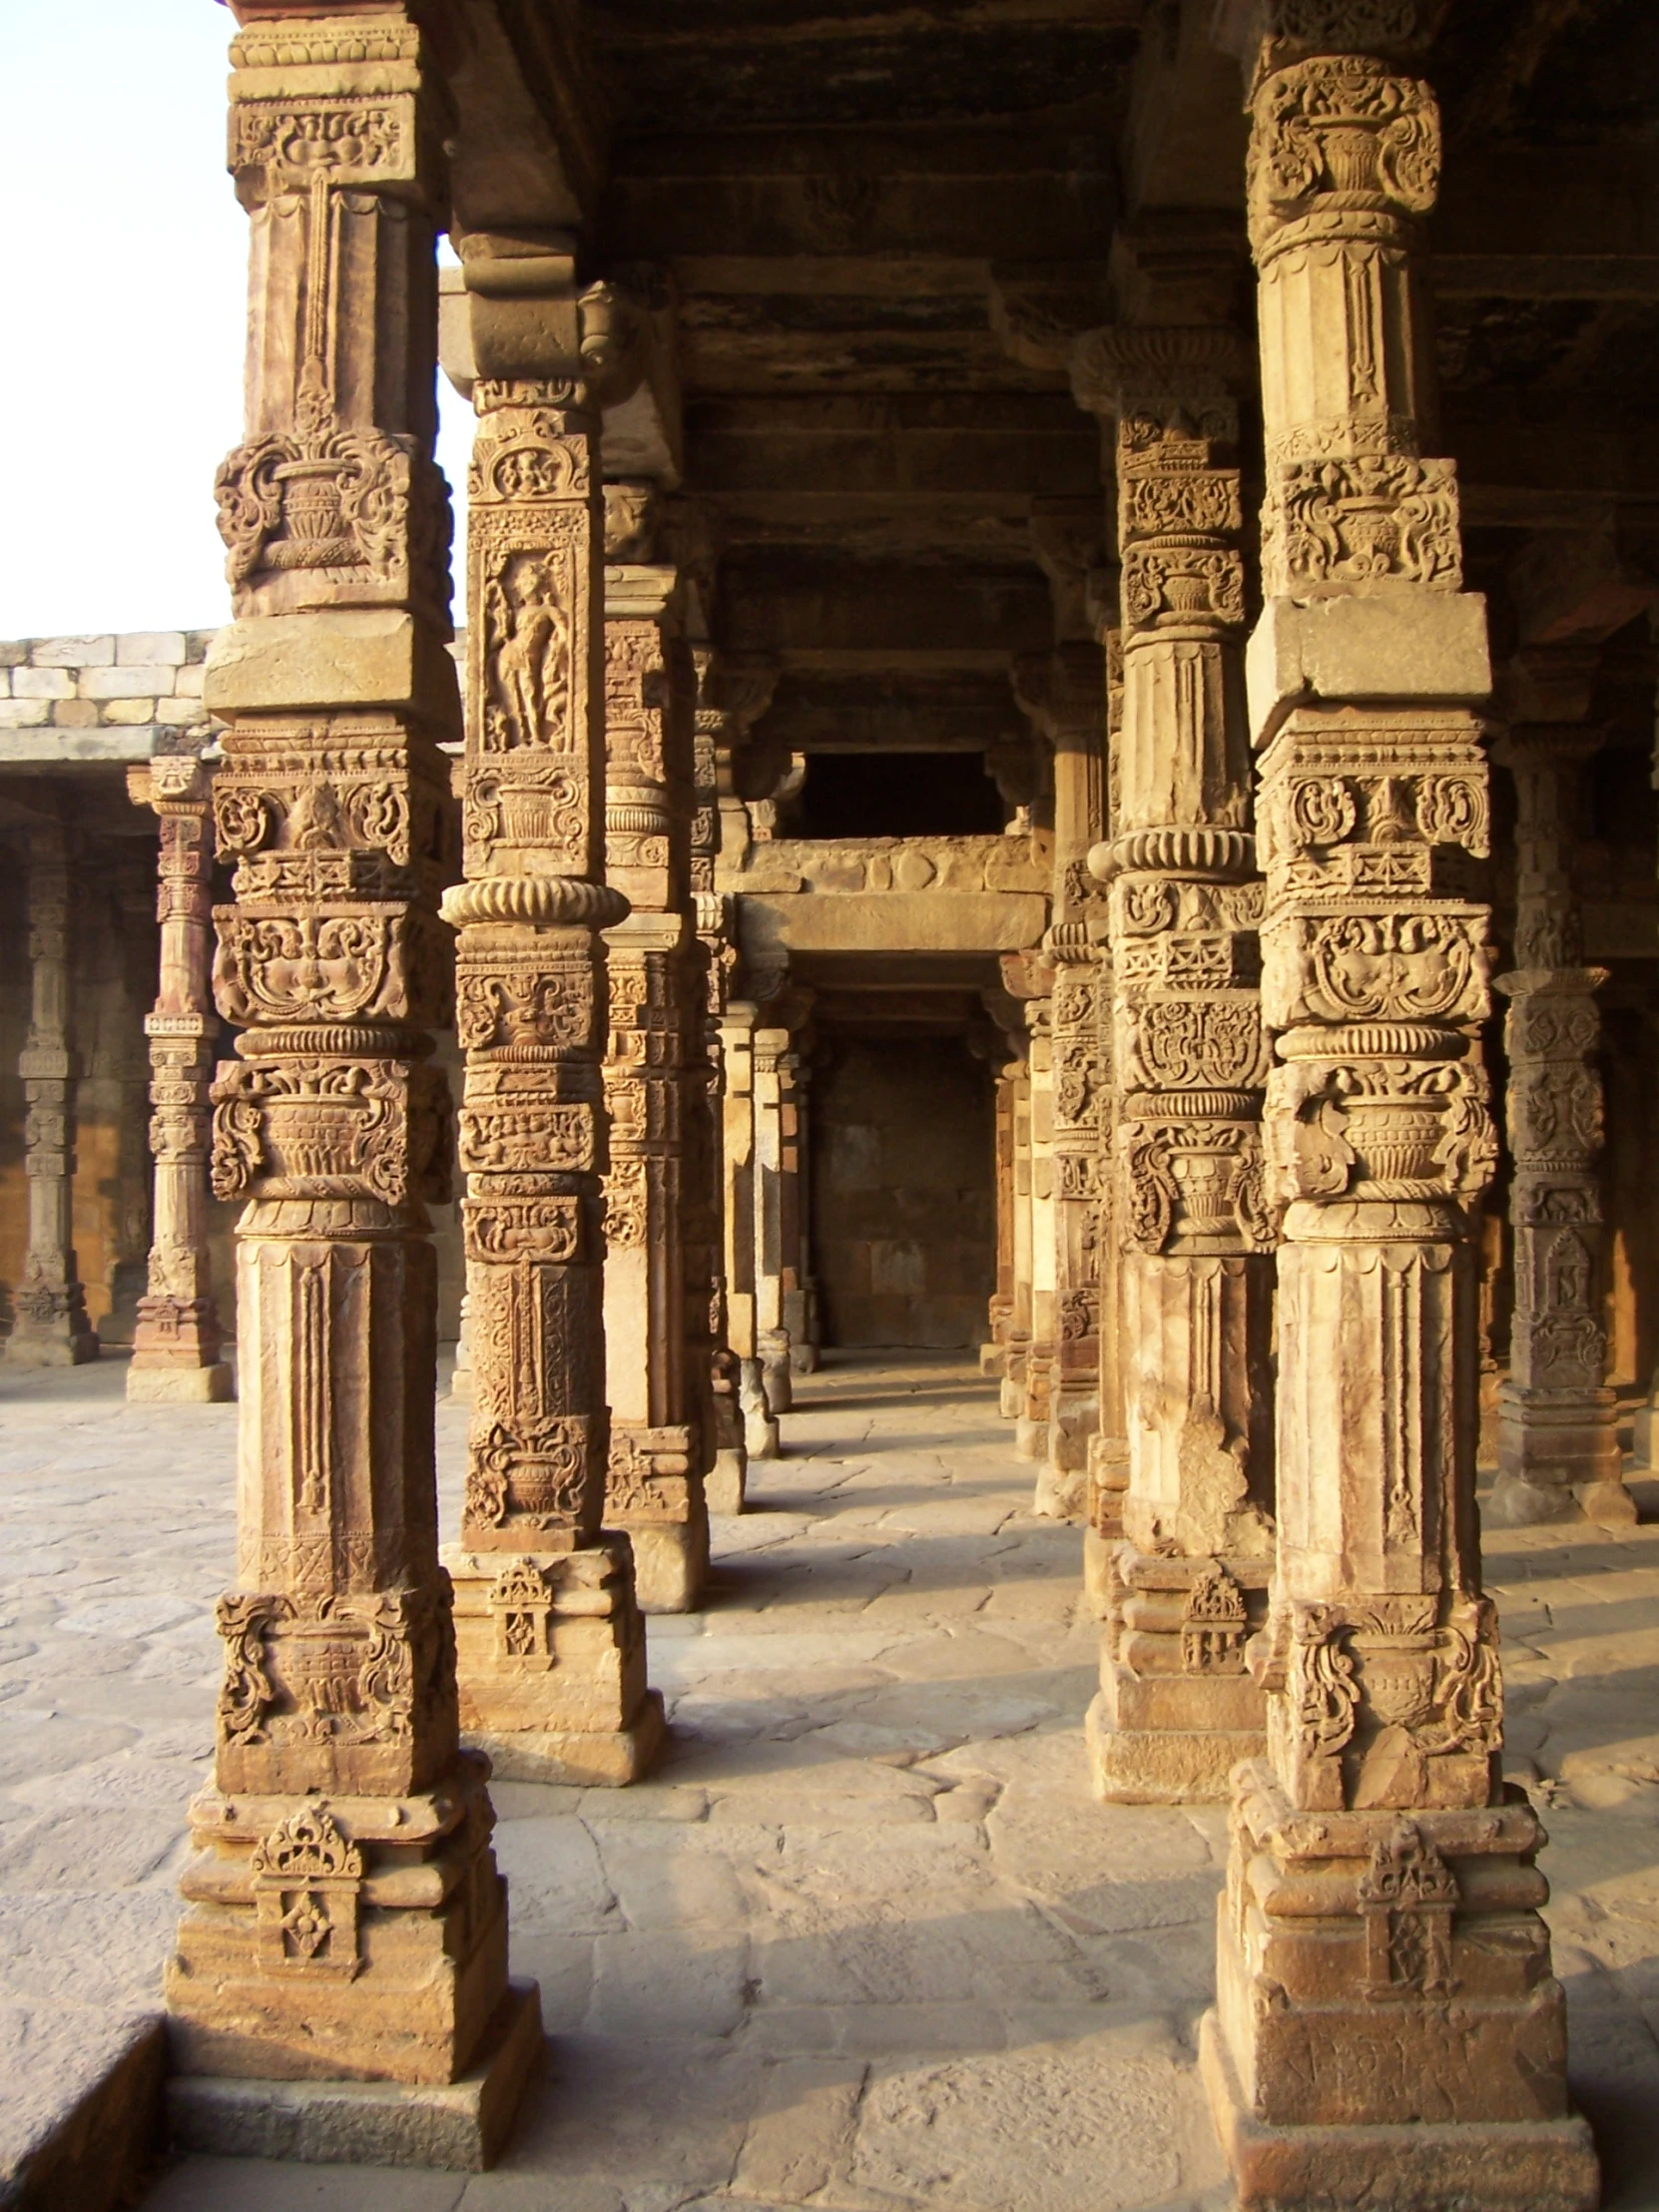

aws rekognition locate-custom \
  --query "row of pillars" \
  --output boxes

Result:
[128,4,1603,2202]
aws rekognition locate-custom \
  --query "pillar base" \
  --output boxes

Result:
[448,1369,474,1404]
[760,1332,794,1413]
[6,1322,100,1367]
[1031,1458,1086,1520]
[789,1340,820,1376]
[446,1537,662,1787]
[167,1758,508,2087]
[1200,2010,1597,2212]
[465,1693,665,1788]
[1014,1415,1048,1461]
[127,1361,235,1403]
[979,1341,1008,1380]
[168,1977,544,2174]
[620,1516,710,1614]
[706,1445,747,1515]
[1086,1686,1262,1805]
[1489,1383,1631,1526]
[1081,1526,1114,1619]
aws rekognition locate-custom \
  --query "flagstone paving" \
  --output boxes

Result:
[3,1353,1659,2209]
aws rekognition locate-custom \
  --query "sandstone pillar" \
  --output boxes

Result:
[127,759,233,1402]
[1071,322,1276,1802]
[1488,714,1631,1528]
[980,1059,1019,1378]
[599,539,710,1611]
[8,824,98,1367]
[999,961,1057,1457]
[786,1059,821,1375]
[1000,1042,1035,1419]
[438,241,661,1785]
[1016,648,1109,1519]
[1202,15,1596,2204]
[720,1000,778,1458]
[753,1022,802,1414]
[166,13,541,2124]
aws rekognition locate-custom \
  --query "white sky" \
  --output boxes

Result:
[0,0,471,640]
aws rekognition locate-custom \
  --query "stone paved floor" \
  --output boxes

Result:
[1,1354,1658,2209]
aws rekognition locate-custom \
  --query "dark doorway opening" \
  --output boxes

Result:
[795,752,1004,838]
[810,1032,994,1350]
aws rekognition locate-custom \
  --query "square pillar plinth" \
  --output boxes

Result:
[1202,1767,1598,2212]
[445,1534,665,1786]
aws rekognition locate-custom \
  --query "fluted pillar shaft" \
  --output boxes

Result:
[1070,323,1275,1802]
[1203,15,1593,2203]
[127,759,232,1401]
[9,824,98,1367]
[1489,724,1630,1527]
[166,10,527,2093]
[719,1000,777,1458]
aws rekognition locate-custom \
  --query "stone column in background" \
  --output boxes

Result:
[1071,321,1275,1803]
[1203,14,1594,2203]
[719,999,778,1458]
[1016,646,1109,1519]
[1013,976,1056,1462]
[1001,1039,1035,1419]
[1490,710,1631,1527]
[980,1058,1019,1377]
[600,530,709,1611]
[753,1021,801,1413]
[7,824,98,1367]
[440,240,661,1784]
[127,758,232,1400]
[787,1057,822,1375]
[165,13,541,2115]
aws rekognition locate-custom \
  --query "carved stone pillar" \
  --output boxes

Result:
[1012,975,1056,1462]
[166,14,541,2121]
[1202,15,1595,2205]
[439,244,661,1786]
[980,1059,1019,1378]
[719,1000,778,1458]
[1070,321,1275,1802]
[599,542,709,1612]
[1016,647,1110,1520]
[753,1022,802,1413]
[1489,719,1631,1528]
[8,824,98,1367]
[127,759,233,1401]
[1001,1041,1034,1419]
[786,1059,821,1375]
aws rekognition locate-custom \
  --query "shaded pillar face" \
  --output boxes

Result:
[438,273,659,1786]
[600,549,709,1611]
[1203,18,1596,2206]
[165,10,515,2088]
[1069,322,1276,1804]
[718,1000,777,1460]
[1489,724,1630,1529]
[127,759,232,1400]
[9,824,99,1367]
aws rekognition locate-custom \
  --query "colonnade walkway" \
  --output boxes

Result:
[3,1356,1659,2210]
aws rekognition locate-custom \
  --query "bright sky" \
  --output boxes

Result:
[0,0,471,639]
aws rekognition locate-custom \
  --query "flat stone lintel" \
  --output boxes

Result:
[1199,2012,1599,2212]
[465,1690,666,1788]
[167,1979,544,2175]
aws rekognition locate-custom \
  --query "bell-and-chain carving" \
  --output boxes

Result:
[1202,11,1594,2202]
[127,758,233,1400]
[166,11,531,2094]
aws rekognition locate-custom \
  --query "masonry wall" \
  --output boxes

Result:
[810,1034,994,1351]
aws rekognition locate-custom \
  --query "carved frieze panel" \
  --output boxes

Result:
[211,1055,449,1205]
